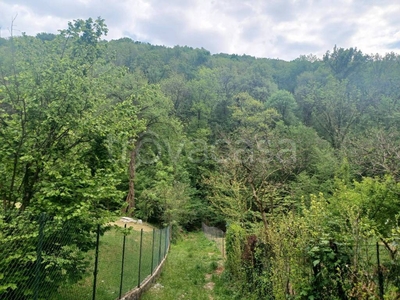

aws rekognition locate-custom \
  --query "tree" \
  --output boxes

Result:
[0,18,144,296]
[323,46,367,81]
[229,92,279,133]
[0,18,142,212]
[344,128,400,180]
[206,94,295,235]
[160,73,191,120]
[294,69,329,127]
[123,82,174,215]
[266,90,298,125]
[36,32,56,42]
[186,67,220,134]
[312,76,362,149]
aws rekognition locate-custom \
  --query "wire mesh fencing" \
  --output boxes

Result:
[355,241,399,298]
[91,224,170,300]
[238,231,399,299]
[0,210,170,300]
[202,222,225,257]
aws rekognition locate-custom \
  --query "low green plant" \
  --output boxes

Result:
[209,261,219,271]
[224,223,246,282]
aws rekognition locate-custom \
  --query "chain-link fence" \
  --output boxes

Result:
[348,241,399,298]
[297,241,399,299]
[0,211,170,300]
[226,224,400,299]
[202,222,225,257]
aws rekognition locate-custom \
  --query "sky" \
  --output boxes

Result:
[1,0,400,61]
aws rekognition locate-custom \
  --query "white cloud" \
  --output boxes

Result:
[351,4,400,55]
[1,0,400,60]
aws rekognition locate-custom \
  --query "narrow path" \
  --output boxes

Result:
[141,231,225,300]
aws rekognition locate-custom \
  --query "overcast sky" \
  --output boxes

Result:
[1,0,400,61]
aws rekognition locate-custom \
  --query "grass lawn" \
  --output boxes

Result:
[141,231,229,300]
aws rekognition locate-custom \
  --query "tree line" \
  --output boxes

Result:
[0,18,399,298]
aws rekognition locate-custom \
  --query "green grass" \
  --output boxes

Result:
[141,231,227,300]
[53,226,168,300]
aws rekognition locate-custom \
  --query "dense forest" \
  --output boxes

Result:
[1,18,400,299]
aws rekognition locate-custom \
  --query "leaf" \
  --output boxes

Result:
[0,283,17,293]
[313,259,320,267]
[328,253,336,260]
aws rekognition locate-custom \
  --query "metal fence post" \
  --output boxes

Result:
[34,213,45,300]
[167,226,170,249]
[158,228,162,264]
[137,229,143,287]
[119,224,127,299]
[151,228,155,275]
[164,227,168,258]
[377,242,384,299]
[92,224,101,300]
[222,234,225,258]
[168,226,171,250]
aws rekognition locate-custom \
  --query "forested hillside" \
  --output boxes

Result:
[1,18,399,298]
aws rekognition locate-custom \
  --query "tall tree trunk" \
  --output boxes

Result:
[124,148,136,216]
[250,181,269,236]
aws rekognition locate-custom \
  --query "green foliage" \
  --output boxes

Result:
[0,18,144,298]
[0,211,97,299]
[230,92,279,132]
[2,19,400,299]
[224,223,274,299]
[334,176,400,238]
[61,17,108,65]
[304,239,351,299]
[323,46,366,81]
[221,184,399,299]
[0,19,142,213]
[225,223,246,281]
[266,90,298,125]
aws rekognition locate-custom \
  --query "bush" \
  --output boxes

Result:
[0,210,97,299]
[225,223,246,282]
